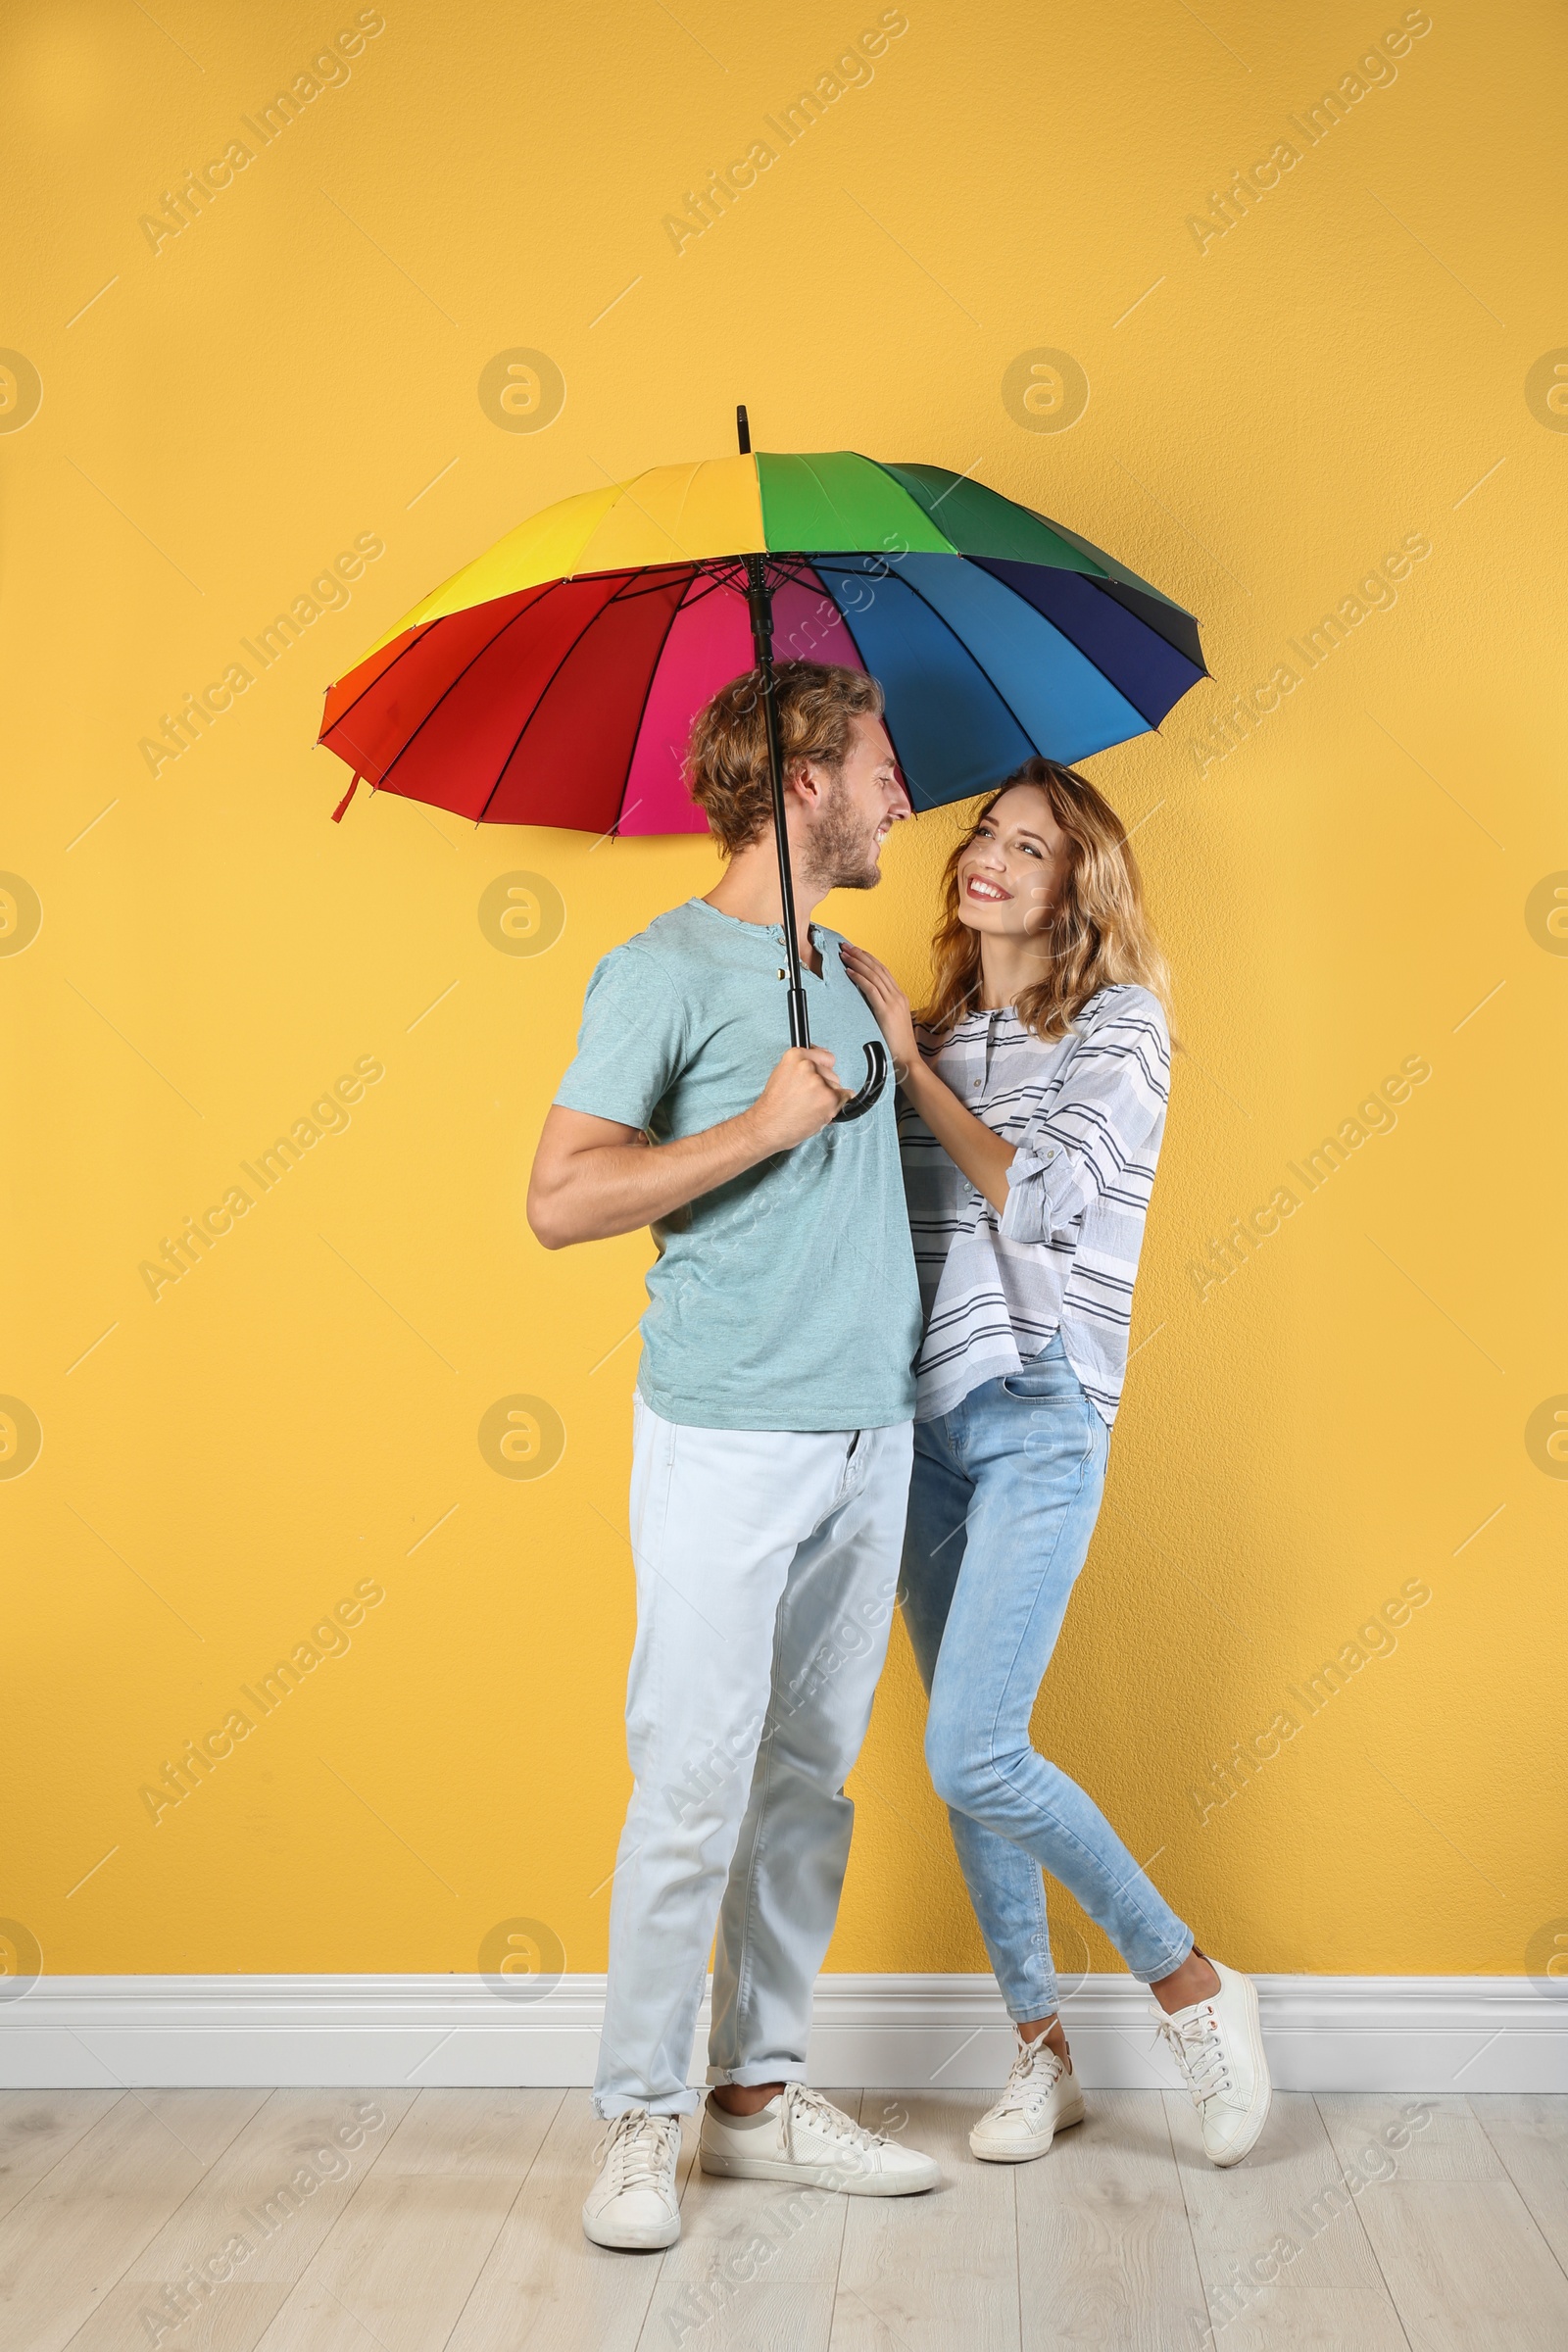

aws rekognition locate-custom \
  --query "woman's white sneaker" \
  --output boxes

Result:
[582,2108,683,2249]
[700,2082,939,2195]
[969,2031,1086,2163]
[1153,1957,1272,2167]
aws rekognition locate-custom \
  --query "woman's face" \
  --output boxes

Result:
[955,784,1070,939]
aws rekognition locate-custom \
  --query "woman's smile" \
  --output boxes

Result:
[963,872,1012,904]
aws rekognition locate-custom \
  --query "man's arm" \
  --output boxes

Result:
[526,1046,849,1250]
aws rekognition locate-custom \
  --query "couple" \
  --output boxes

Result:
[527,661,1271,2252]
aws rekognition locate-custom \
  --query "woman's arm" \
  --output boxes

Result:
[838,943,1016,1215]
[844,945,1170,1243]
[900,1057,1017,1215]
[991,993,1169,1246]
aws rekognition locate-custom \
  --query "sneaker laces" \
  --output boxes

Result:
[595,2107,679,2193]
[994,2033,1065,2117]
[780,2082,889,2166]
[1155,2003,1233,2107]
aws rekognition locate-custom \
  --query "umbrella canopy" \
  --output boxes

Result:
[318,448,1207,834]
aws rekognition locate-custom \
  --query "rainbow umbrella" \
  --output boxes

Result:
[319,409,1206,1118]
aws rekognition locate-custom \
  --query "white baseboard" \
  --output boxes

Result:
[1,1974,1559,2094]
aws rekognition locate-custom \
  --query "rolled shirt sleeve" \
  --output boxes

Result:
[998,991,1171,1247]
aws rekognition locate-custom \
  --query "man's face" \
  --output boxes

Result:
[799,713,910,891]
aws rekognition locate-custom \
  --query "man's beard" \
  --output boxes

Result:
[801,773,883,896]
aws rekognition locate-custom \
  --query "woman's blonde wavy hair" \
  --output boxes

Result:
[916,758,1177,1047]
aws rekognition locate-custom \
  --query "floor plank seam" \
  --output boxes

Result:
[1009,2157,1021,2352]
[46,2087,271,2352]
[824,2086,862,2352]
[3,2088,128,2233]
[1310,2090,1417,2352]
[1467,2094,1568,2293]
[240,2081,415,2348]
[14,2085,1568,2352]
[434,2084,569,2352]
[1160,2084,1211,2342]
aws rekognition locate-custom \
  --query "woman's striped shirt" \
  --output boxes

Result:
[898,984,1170,1427]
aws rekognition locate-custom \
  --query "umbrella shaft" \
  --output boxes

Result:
[744,554,811,1050]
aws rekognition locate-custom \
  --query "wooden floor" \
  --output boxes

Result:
[2,2083,1566,2350]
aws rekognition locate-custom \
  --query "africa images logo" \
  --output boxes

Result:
[138,1056,385,1300]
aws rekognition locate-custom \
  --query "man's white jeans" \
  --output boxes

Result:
[593,1394,914,2119]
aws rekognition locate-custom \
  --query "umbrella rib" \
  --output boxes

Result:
[319,616,445,748]
[792,453,867,553]
[834,551,1155,760]
[546,562,708,604]
[859,454,962,555]
[577,462,704,580]
[607,568,697,835]
[669,460,708,558]
[602,563,717,602]
[1092,578,1210,676]
[817,555,1045,795]
[330,584,570,776]
[967,560,1174,730]
[322,582,595,783]
[1028,502,1192,613]
[474,582,627,826]
[806,565,924,811]
[673,558,742,605]
[867,457,1132,584]
[678,565,734,607]
[368,583,570,795]
[474,570,687,826]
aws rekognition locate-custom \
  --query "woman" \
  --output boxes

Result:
[841,758,1271,2170]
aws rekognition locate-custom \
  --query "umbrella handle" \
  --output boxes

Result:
[832,1039,889,1123]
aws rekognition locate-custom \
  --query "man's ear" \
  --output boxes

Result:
[786,758,823,808]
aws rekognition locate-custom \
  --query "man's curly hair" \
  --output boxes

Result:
[685,662,887,855]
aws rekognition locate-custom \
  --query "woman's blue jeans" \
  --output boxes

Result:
[901,1333,1193,2022]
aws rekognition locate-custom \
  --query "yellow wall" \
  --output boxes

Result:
[5,0,1563,1986]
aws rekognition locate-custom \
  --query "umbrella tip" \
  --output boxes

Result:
[735,404,751,456]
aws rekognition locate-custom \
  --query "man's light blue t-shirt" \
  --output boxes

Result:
[554,897,921,1432]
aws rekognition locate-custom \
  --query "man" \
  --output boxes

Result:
[527,661,939,2250]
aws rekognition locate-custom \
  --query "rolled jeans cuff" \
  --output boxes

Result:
[1138,1933,1198,1987]
[594,2088,702,2120]
[706,2060,809,2088]
[1004,1984,1058,2026]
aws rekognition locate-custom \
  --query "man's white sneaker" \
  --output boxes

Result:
[969,2031,1086,2163]
[1153,1957,1272,2167]
[582,2108,683,2249]
[699,2082,940,2196]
